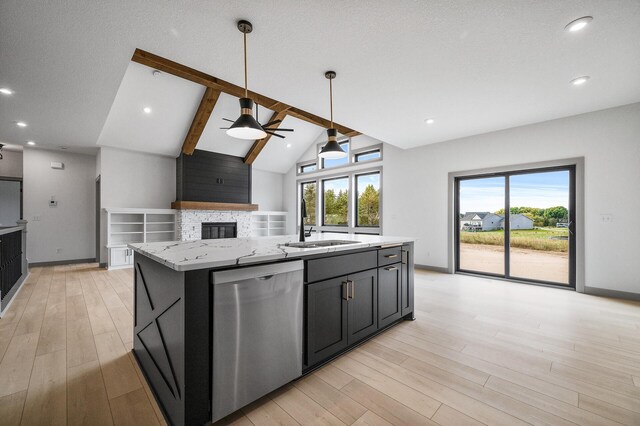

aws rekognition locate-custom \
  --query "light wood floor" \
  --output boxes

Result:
[1,265,639,425]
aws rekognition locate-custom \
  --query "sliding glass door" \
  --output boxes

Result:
[455,166,575,288]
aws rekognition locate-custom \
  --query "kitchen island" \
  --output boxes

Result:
[130,233,415,425]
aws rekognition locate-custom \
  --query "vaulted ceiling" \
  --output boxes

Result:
[1,1,639,167]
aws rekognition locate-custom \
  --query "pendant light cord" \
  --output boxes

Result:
[243,31,248,98]
[329,77,334,129]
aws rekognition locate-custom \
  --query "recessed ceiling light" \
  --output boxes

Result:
[570,76,590,86]
[27,141,36,145]
[286,143,292,148]
[565,16,593,32]
[0,88,14,95]
[143,107,152,114]
[16,121,27,127]
[424,118,435,125]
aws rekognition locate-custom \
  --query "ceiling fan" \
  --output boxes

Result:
[220,20,294,140]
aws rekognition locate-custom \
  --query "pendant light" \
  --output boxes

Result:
[226,20,267,140]
[319,71,347,159]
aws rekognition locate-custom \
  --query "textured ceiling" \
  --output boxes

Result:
[1,1,639,157]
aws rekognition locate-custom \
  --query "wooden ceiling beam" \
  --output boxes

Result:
[131,48,360,136]
[181,87,221,155]
[244,110,289,165]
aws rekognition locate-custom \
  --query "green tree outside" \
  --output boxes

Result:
[357,184,380,226]
[302,183,316,225]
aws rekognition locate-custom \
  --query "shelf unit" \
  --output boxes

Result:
[251,211,288,237]
[105,208,177,269]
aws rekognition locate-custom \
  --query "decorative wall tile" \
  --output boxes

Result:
[176,210,251,241]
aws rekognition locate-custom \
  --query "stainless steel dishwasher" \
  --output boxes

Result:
[211,260,304,422]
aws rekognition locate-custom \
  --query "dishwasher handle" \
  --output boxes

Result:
[256,275,274,281]
[212,260,304,285]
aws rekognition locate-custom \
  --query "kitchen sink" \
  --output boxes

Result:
[284,240,360,248]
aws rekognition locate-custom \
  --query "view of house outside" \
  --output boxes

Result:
[459,170,570,284]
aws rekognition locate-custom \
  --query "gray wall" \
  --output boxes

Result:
[23,149,96,263]
[0,149,23,178]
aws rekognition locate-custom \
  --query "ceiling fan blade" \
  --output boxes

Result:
[261,119,282,127]
[265,131,285,139]
[222,118,235,123]
[265,128,294,132]
[219,127,230,130]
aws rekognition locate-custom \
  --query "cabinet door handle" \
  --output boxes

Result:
[384,254,398,259]
[342,281,349,300]
[384,266,398,272]
[347,280,355,300]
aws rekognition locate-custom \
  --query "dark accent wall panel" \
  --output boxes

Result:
[133,254,211,426]
[176,150,252,204]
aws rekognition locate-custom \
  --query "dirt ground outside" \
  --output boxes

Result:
[460,243,569,284]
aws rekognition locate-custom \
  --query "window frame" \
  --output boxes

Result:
[321,175,350,227]
[297,140,383,176]
[299,180,318,227]
[298,161,317,175]
[296,166,382,235]
[353,146,382,163]
[355,171,381,228]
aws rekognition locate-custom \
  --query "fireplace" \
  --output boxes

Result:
[201,222,237,239]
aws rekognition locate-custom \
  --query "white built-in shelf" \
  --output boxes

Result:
[251,211,289,237]
[105,208,177,269]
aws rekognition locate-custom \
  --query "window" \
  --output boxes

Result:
[356,172,380,227]
[300,163,317,174]
[322,177,349,225]
[321,141,349,169]
[300,181,317,226]
[355,149,381,163]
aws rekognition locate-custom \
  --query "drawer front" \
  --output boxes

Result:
[378,247,402,267]
[306,250,377,283]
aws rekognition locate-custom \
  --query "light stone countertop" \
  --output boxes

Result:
[129,233,416,271]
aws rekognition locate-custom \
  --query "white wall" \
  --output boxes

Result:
[98,147,176,263]
[0,149,23,178]
[384,102,640,294]
[23,149,96,263]
[252,169,284,211]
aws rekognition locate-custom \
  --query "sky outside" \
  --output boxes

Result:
[460,171,569,213]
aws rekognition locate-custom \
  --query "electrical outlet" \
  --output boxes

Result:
[32,215,41,221]
[600,214,613,223]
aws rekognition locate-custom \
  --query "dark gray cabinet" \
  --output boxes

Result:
[306,276,349,366]
[304,244,414,371]
[378,263,402,328]
[306,269,378,366]
[347,269,378,345]
[401,245,414,317]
